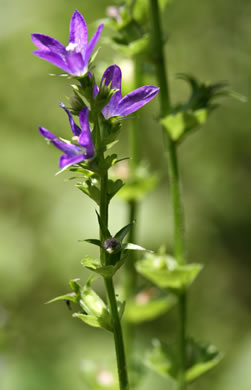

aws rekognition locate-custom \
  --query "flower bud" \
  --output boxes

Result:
[70,95,85,112]
[104,238,121,254]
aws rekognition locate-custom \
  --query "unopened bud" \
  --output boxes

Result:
[70,95,85,111]
[104,238,121,254]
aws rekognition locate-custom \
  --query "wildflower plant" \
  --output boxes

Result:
[32,2,238,390]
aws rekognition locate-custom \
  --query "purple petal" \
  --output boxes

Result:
[31,33,66,55]
[115,86,160,116]
[39,126,80,154]
[33,50,70,73]
[60,103,81,136]
[65,52,86,76]
[79,108,95,158]
[101,65,122,119]
[85,24,104,63]
[69,10,88,52]
[101,65,122,91]
[39,127,57,140]
[59,154,85,168]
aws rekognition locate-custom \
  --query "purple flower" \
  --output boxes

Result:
[31,10,103,77]
[40,105,94,168]
[94,65,160,119]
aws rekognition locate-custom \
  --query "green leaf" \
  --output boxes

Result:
[145,338,222,383]
[186,339,222,383]
[117,300,126,320]
[81,256,101,270]
[78,284,112,331]
[125,293,177,323]
[111,35,150,58]
[46,293,77,305]
[69,278,81,294]
[114,222,135,243]
[95,211,111,240]
[118,174,158,201]
[123,243,150,252]
[136,253,203,291]
[104,154,118,170]
[84,239,102,248]
[108,179,124,200]
[73,313,112,332]
[161,109,208,142]
[81,256,125,278]
[76,178,100,205]
[145,340,178,379]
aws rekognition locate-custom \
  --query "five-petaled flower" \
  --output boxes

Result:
[31,10,103,77]
[39,104,94,168]
[94,65,160,119]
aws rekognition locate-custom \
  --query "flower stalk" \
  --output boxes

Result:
[150,0,187,389]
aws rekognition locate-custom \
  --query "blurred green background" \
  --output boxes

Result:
[1,0,251,389]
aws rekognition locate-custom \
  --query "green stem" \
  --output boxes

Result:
[150,1,187,389]
[97,116,129,390]
[105,277,129,390]
[123,59,143,359]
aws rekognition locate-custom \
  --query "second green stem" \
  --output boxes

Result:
[150,1,187,389]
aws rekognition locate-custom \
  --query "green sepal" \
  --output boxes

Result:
[185,339,222,383]
[161,109,208,142]
[94,83,119,114]
[136,252,203,292]
[125,292,177,323]
[81,256,126,278]
[98,115,121,151]
[77,74,96,105]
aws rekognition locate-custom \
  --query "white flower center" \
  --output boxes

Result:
[66,42,79,52]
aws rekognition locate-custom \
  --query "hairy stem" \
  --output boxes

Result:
[97,116,129,390]
[150,1,187,389]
